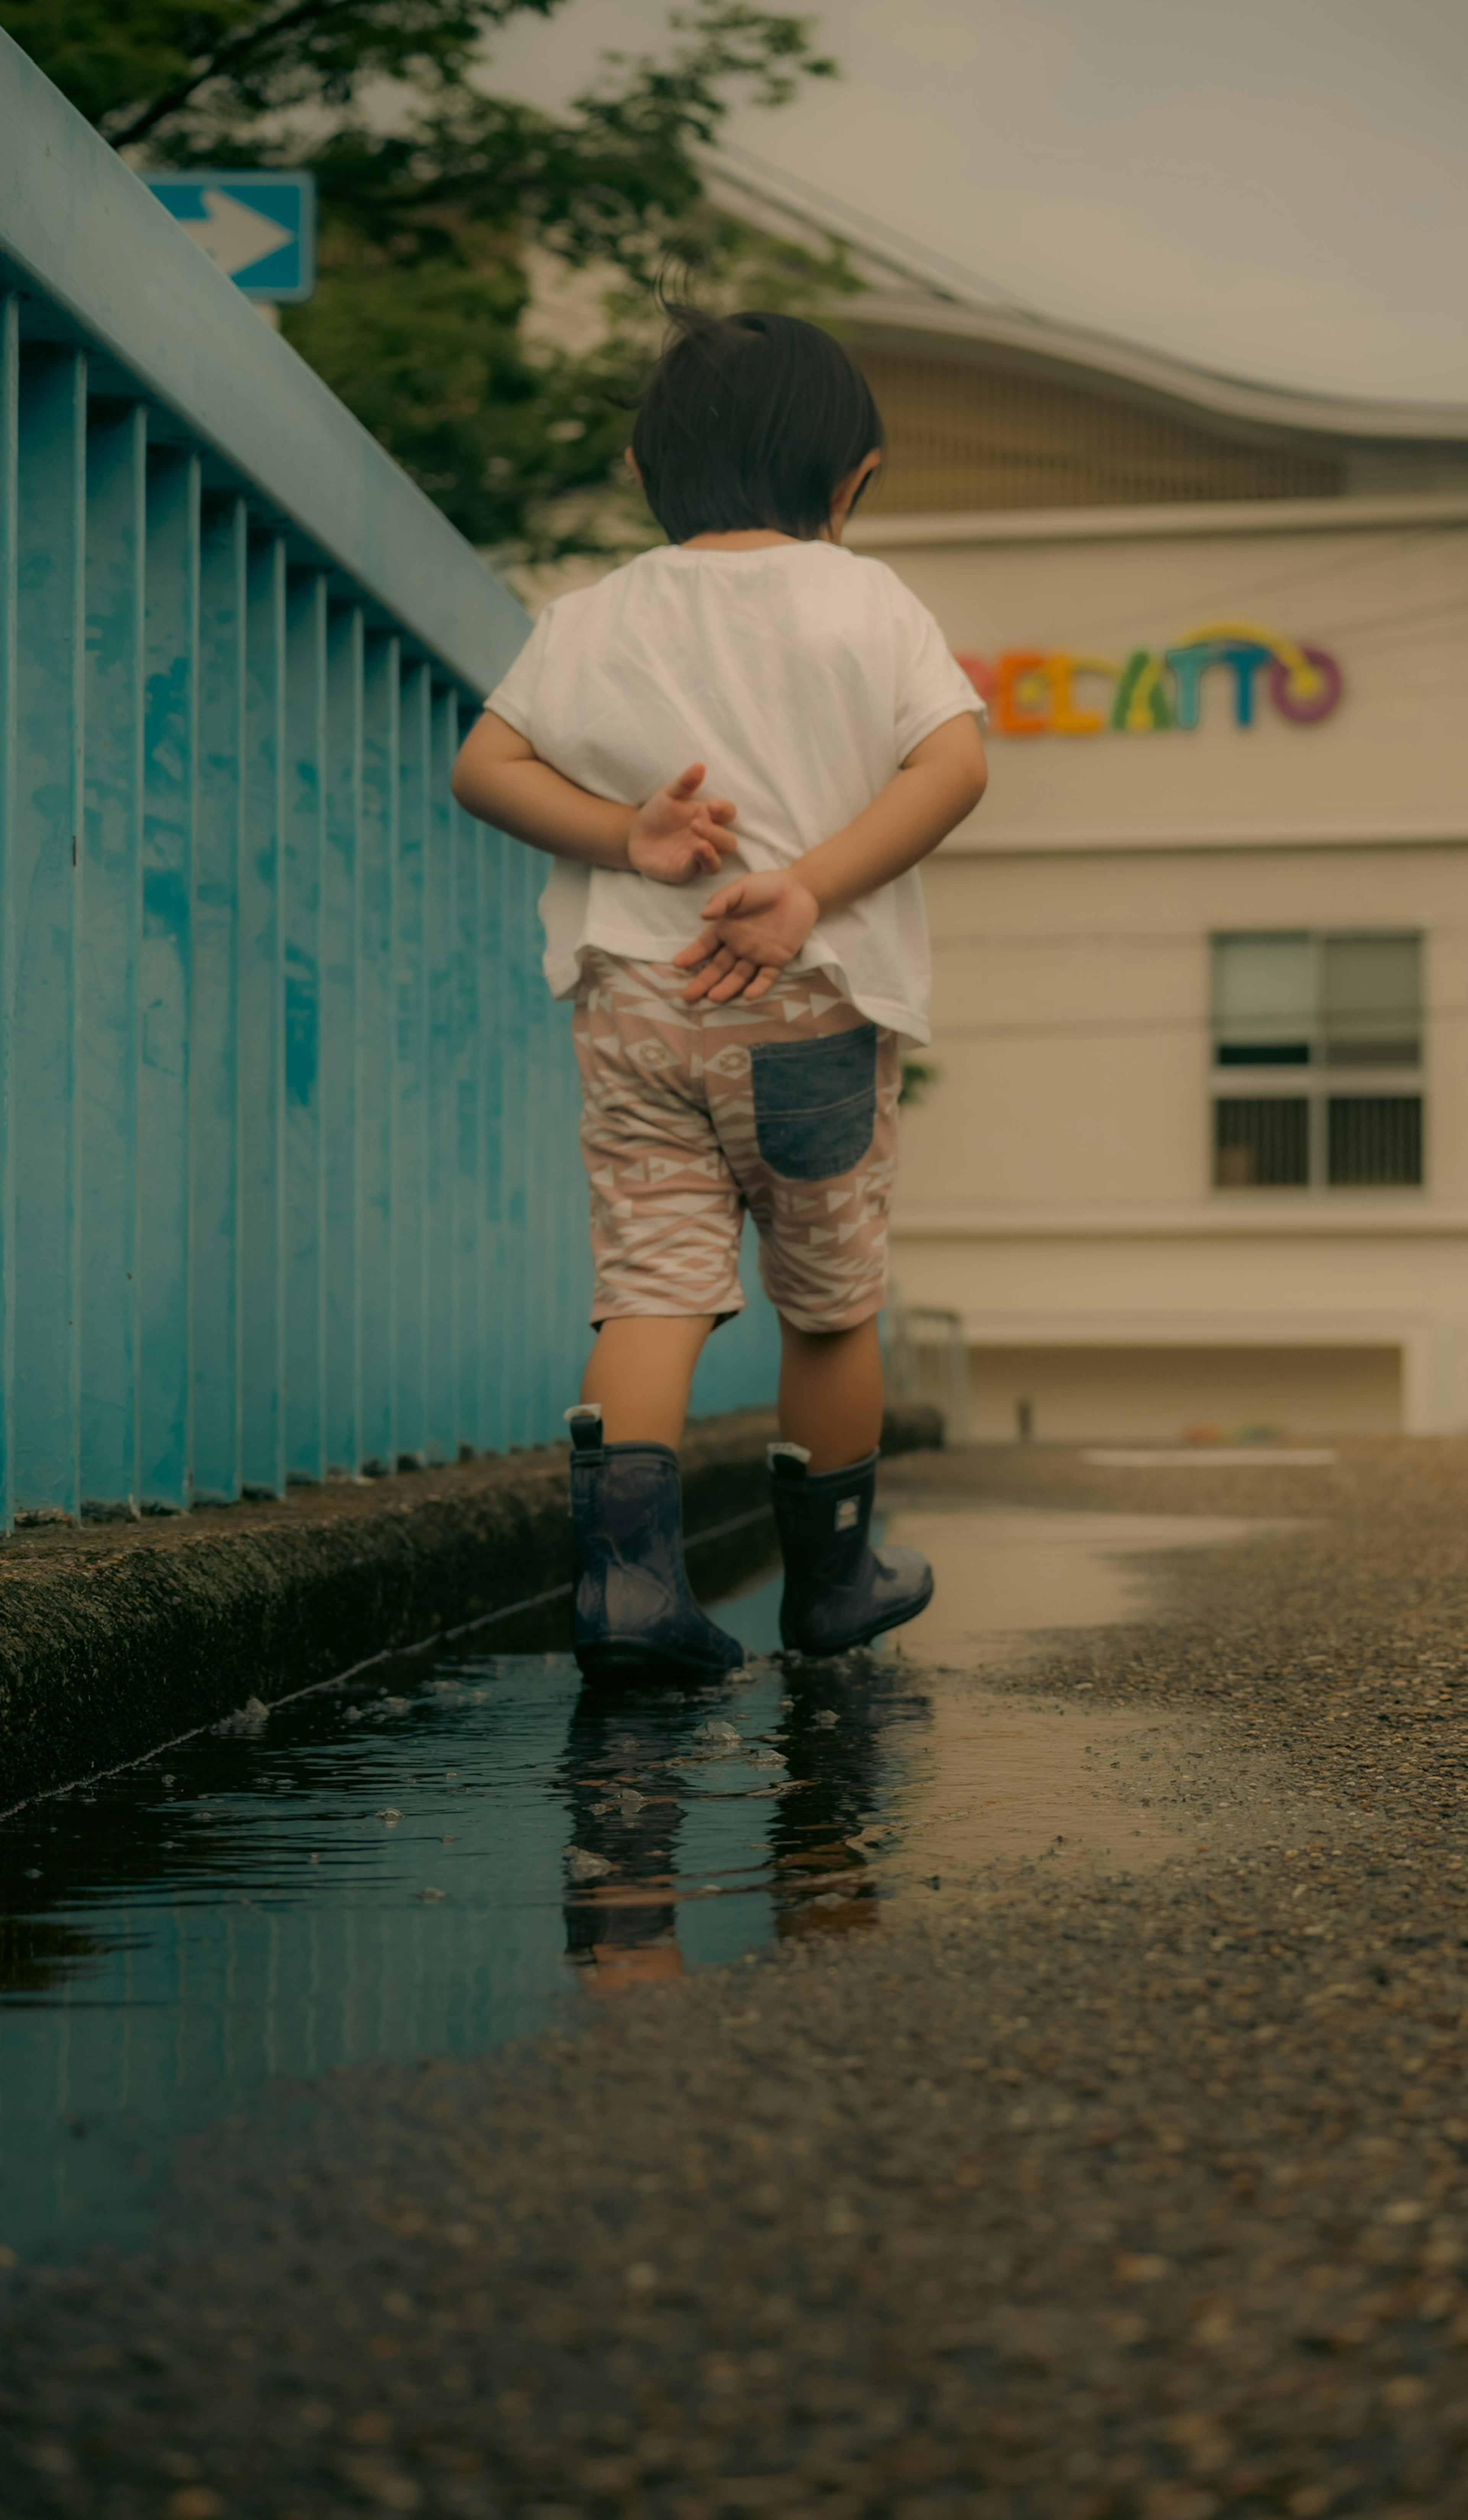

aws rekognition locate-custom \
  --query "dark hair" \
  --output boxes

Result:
[630,306,885,543]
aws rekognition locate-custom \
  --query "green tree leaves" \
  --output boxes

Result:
[3,1,846,559]
[0,2,556,147]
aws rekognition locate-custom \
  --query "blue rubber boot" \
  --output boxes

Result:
[566,1405,745,1683]
[768,1442,933,1656]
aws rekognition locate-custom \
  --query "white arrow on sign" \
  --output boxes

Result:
[177,187,294,280]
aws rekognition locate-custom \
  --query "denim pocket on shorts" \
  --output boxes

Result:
[750,1024,878,1181]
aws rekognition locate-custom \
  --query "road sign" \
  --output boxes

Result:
[143,172,316,302]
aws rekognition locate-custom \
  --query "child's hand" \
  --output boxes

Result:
[673,868,820,1004]
[626,762,739,887]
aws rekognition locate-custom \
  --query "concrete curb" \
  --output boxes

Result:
[0,1405,942,1805]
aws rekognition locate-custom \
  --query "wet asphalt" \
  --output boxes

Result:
[4,1439,1468,2520]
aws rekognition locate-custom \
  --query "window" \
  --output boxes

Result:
[1211,933,1423,1190]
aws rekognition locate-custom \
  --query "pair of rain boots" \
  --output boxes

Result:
[565,1405,933,1683]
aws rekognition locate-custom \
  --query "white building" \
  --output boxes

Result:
[546,161,1468,1442]
[825,276,1468,1439]
[702,148,1468,1445]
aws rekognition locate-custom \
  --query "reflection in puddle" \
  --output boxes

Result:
[0,1504,1259,2260]
[815,1509,1264,1911]
[879,1686,1217,1897]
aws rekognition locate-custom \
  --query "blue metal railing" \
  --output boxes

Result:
[0,36,776,1528]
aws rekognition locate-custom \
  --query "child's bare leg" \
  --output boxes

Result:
[777,1316,883,1471]
[580,1314,715,1448]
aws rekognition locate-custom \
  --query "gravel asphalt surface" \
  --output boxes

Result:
[5,1439,1468,2520]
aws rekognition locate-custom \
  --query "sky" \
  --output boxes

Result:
[483,0,1468,408]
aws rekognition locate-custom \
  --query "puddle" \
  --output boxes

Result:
[0,1504,1267,2262]
[1086,1448,1336,1470]
[866,1507,1267,1891]
[884,1506,1260,1656]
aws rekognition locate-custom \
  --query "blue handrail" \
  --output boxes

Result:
[0,34,775,1528]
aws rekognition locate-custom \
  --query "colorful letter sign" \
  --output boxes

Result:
[956,622,1343,735]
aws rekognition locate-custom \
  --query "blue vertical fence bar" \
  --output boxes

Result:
[0,28,781,1534]
[323,603,362,1476]
[12,345,86,1519]
[192,497,247,1502]
[0,294,15,1533]
[497,832,522,1448]
[451,743,482,1452]
[240,534,287,1497]
[394,662,430,1467]
[424,686,455,1462]
[138,445,199,1508]
[284,569,327,1484]
[558,1000,588,1400]
[508,836,534,1448]
[528,870,555,1434]
[358,633,398,1476]
[478,820,507,1456]
[520,847,542,1438]
[79,403,145,1512]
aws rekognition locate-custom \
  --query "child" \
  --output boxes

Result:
[451,307,987,1681]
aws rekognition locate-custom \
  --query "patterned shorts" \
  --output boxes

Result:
[572,951,900,1336]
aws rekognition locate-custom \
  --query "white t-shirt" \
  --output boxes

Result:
[484,541,985,1046]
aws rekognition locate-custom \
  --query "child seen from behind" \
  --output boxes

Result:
[451,307,988,1679]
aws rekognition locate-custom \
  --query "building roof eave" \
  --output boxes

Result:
[835,290,1468,452]
[846,487,1468,550]
[699,149,1468,455]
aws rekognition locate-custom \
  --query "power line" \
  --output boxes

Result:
[956,521,1468,661]
[1285,584,1468,648]
[932,923,1466,953]
[710,140,1038,317]
[935,1006,1467,1044]
[708,139,1405,460]
[1317,601,1468,658]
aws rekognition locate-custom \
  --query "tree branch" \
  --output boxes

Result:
[105,0,386,150]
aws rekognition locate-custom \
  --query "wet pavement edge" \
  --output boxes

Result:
[7,1440,1468,2515]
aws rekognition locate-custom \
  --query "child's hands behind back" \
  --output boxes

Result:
[674,868,820,1004]
[627,763,739,886]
